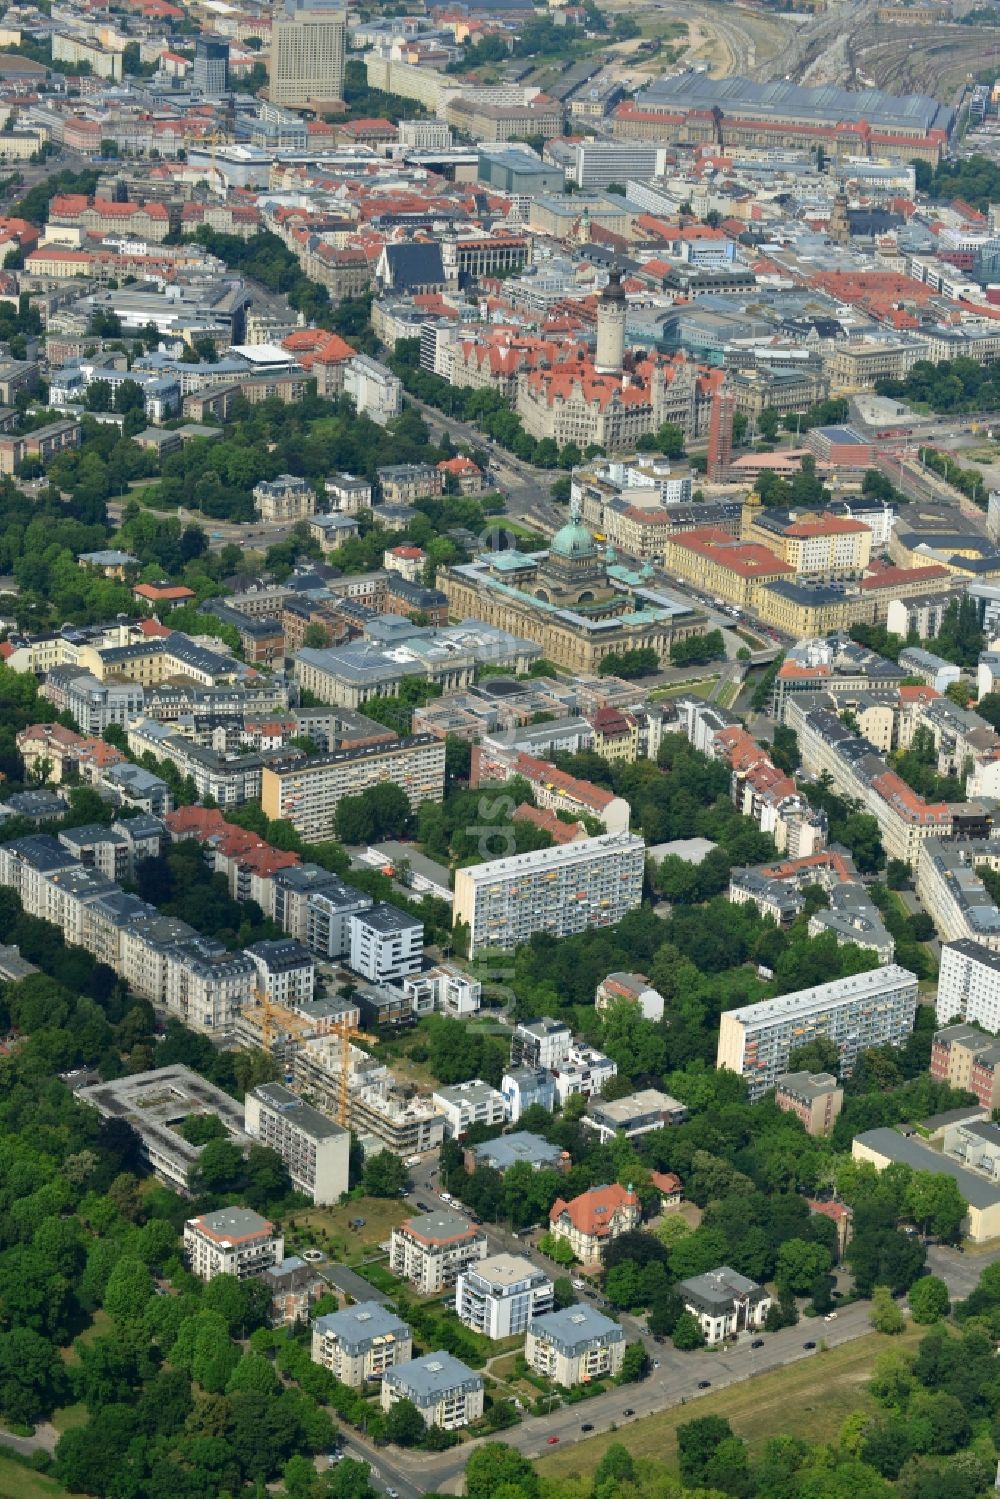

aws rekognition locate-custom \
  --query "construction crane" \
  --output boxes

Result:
[246,989,377,1127]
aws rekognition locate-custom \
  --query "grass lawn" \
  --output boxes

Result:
[285,1196,410,1260]
[649,677,718,701]
[49,1404,87,1436]
[0,1456,69,1499]
[61,1310,113,1367]
[537,1324,924,1482]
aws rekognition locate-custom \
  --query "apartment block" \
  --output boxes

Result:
[244,1082,350,1205]
[260,736,446,843]
[348,904,423,983]
[930,1022,1000,1110]
[432,1079,507,1139]
[381,1351,484,1431]
[452,833,645,957]
[184,1207,284,1281]
[311,1302,412,1386]
[717,965,919,1101]
[246,938,315,1006]
[390,1209,487,1295]
[512,1017,573,1071]
[937,939,1000,1030]
[773,1071,844,1136]
[456,1254,553,1340]
[525,1306,625,1385]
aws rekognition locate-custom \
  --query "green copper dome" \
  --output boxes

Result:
[550,520,596,559]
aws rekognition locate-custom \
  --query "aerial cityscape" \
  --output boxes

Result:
[8,0,1000,1495]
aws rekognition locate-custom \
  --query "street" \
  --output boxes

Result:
[330,1170,1000,1496]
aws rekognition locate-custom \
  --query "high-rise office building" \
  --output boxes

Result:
[193,36,229,95]
[270,0,346,107]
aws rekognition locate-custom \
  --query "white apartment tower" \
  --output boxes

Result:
[452,832,645,957]
[717,965,919,1101]
[244,1082,349,1205]
[270,0,346,107]
[937,939,1000,1031]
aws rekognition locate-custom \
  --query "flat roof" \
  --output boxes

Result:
[857,1126,1000,1209]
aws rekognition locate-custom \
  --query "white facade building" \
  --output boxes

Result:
[244,1081,350,1206]
[717,965,919,1101]
[390,1209,487,1295]
[937,939,1000,1031]
[452,833,645,957]
[184,1207,283,1281]
[246,938,316,1007]
[348,904,423,982]
[431,1079,507,1138]
[456,1254,553,1340]
[343,355,403,425]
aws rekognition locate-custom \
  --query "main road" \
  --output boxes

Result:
[331,1169,1000,1497]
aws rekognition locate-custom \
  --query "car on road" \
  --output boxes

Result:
[750,1339,764,1349]
[824,1312,837,1322]
[581,1423,593,1432]
[440,1191,453,1203]
[571,1279,586,1290]
[652,1360,660,1369]
[546,1436,560,1445]
[803,1341,816,1349]
[697,1380,711,1389]
[623,1408,635,1417]
[386,1489,399,1498]
[405,1156,421,1167]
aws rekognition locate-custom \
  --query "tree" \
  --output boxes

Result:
[0,1326,66,1424]
[672,1311,706,1350]
[776,1239,832,1296]
[382,1396,425,1446]
[909,1276,949,1325]
[619,1341,650,1382]
[465,1445,538,1499]
[787,1036,841,1075]
[362,1150,407,1198]
[871,1285,905,1334]
[906,1173,966,1242]
[102,1255,154,1325]
[302,623,329,649]
[678,1415,736,1487]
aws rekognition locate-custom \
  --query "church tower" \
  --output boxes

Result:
[595,264,626,375]
[829,191,850,246]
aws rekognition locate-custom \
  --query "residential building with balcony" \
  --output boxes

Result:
[717,965,919,1101]
[184,1207,283,1281]
[525,1305,625,1385]
[456,1254,553,1340]
[311,1302,412,1386]
[381,1352,484,1430]
[390,1209,488,1295]
[432,1080,507,1139]
[244,1082,350,1205]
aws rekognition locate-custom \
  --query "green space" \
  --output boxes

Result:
[285,1196,411,1262]
[0,1455,68,1499]
[537,1322,925,1482]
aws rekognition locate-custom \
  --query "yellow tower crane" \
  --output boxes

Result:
[247,988,377,1127]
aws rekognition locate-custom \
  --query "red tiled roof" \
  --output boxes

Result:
[550,1184,638,1238]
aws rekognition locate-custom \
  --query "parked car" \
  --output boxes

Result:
[623,1408,635,1417]
[824,1312,837,1322]
[546,1436,560,1445]
[697,1380,711,1389]
[581,1423,593,1433]
[803,1341,816,1349]
[750,1339,764,1349]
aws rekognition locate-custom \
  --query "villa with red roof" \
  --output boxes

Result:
[548,1185,640,1265]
